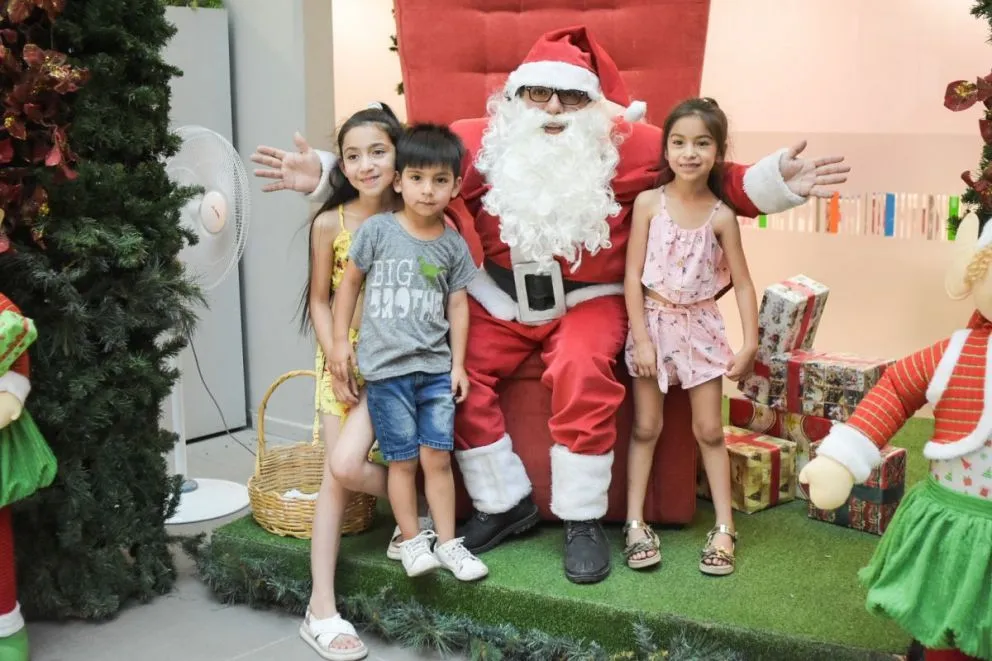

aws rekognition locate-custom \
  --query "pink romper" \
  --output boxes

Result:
[624,187,734,393]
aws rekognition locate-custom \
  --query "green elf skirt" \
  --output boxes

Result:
[858,476,992,659]
[0,409,57,509]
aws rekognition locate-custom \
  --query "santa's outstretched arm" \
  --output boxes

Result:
[720,143,850,217]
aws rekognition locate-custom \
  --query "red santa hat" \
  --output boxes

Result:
[503,25,647,123]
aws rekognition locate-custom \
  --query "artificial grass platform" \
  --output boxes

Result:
[192,415,933,661]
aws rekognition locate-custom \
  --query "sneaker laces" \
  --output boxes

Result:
[406,530,437,553]
[441,538,475,564]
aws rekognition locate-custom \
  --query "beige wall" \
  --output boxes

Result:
[331,0,990,417]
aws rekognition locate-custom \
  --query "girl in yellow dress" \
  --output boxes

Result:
[293,102,409,661]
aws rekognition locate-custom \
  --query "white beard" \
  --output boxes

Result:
[474,94,623,274]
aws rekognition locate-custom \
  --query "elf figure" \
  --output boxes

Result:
[800,213,992,661]
[0,293,57,661]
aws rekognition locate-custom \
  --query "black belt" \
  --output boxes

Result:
[484,259,594,312]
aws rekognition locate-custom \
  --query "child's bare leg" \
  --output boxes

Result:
[420,446,455,543]
[625,377,664,563]
[688,378,736,570]
[328,393,386,499]
[387,458,420,542]
[307,413,362,652]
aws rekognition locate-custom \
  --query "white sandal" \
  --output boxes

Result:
[299,607,368,661]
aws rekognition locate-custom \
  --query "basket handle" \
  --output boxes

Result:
[256,369,319,471]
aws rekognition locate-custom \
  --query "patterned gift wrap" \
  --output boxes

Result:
[755,274,829,358]
[742,350,892,421]
[803,441,907,535]
[697,426,797,513]
[740,275,828,403]
[727,397,833,498]
[0,309,37,376]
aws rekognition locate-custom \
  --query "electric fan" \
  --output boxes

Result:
[163,125,251,525]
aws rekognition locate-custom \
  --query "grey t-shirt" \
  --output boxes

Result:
[349,212,477,381]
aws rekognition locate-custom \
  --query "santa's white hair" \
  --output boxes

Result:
[474,92,623,273]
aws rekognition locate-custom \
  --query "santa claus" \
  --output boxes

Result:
[251,26,849,583]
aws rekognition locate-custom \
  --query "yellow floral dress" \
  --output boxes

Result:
[315,205,364,418]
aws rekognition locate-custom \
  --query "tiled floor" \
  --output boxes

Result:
[26,430,466,661]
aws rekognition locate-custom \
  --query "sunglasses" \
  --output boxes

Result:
[521,86,591,107]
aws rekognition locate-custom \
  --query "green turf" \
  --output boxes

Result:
[200,412,933,661]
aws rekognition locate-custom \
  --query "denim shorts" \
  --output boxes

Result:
[366,371,455,462]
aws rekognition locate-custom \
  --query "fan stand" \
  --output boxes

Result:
[165,356,249,525]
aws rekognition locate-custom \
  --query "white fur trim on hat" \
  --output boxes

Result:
[0,372,30,405]
[550,444,613,520]
[623,100,647,123]
[504,61,603,99]
[742,148,807,215]
[814,423,882,483]
[0,603,24,637]
[455,434,533,514]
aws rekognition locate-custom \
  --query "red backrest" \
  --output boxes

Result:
[393,0,712,127]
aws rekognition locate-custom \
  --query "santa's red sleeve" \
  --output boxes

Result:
[0,294,32,405]
[722,150,807,218]
[814,338,948,482]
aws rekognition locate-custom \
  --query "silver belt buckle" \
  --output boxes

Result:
[513,260,566,325]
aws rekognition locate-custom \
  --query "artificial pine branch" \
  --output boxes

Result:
[946,0,992,236]
[185,535,758,660]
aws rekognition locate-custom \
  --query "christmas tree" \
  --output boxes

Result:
[0,0,199,619]
[945,0,992,236]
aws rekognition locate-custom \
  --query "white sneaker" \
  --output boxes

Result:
[386,515,434,560]
[399,530,441,577]
[435,537,489,581]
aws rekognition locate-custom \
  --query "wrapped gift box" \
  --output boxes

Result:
[697,426,797,514]
[755,274,829,359]
[727,397,833,498]
[740,350,892,422]
[0,309,37,376]
[803,440,906,535]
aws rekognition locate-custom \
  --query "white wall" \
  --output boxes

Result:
[227,0,335,439]
[162,6,248,441]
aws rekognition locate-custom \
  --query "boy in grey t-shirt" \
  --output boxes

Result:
[330,124,487,583]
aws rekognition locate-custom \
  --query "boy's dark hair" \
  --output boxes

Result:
[396,123,465,177]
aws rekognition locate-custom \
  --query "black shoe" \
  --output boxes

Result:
[563,520,611,584]
[456,495,540,554]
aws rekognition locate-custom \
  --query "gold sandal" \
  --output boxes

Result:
[699,524,737,576]
[623,520,661,570]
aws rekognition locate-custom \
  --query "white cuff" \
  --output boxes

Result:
[0,603,24,637]
[0,372,29,404]
[550,445,613,521]
[308,149,337,204]
[455,434,532,514]
[814,423,882,483]
[465,267,517,321]
[742,148,807,215]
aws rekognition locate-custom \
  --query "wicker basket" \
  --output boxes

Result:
[247,369,376,539]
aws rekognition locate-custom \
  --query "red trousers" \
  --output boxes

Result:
[924,650,981,661]
[455,295,628,455]
[0,507,18,629]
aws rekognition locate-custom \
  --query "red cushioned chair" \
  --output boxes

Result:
[395,0,714,525]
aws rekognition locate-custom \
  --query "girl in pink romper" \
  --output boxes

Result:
[622,98,760,577]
